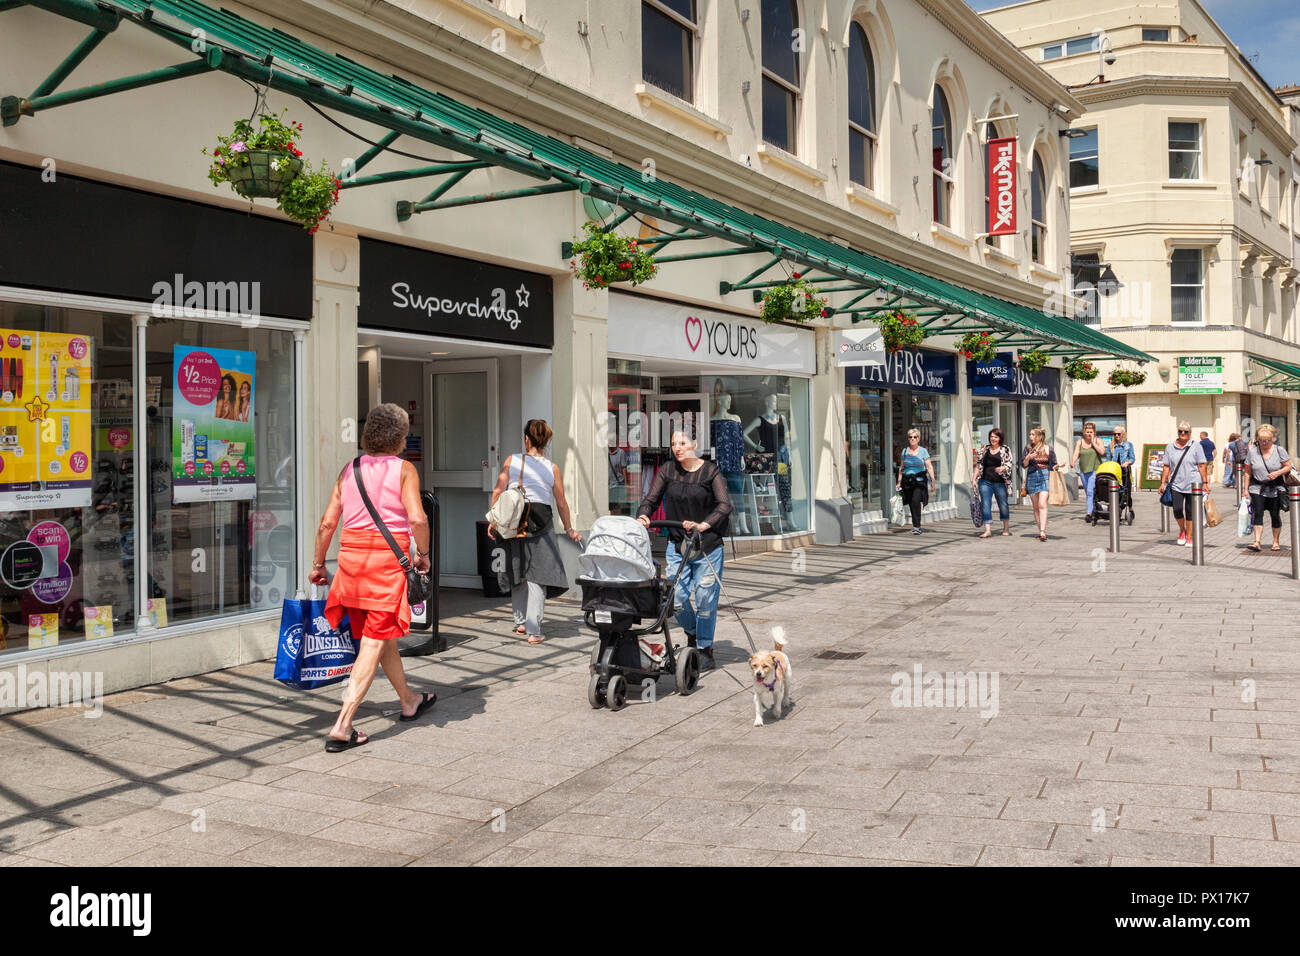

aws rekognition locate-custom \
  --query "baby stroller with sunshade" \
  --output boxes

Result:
[1091,460,1135,525]
[576,516,703,712]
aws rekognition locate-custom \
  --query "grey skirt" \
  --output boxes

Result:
[497,503,569,598]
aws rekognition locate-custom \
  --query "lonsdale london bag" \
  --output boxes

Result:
[274,585,356,690]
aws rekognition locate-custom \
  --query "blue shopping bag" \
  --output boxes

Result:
[274,584,356,690]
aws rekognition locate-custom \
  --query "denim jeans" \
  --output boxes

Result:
[978,479,1009,523]
[1081,470,1098,514]
[664,541,724,649]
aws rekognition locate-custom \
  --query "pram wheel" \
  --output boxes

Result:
[1125,509,1134,526]
[676,647,700,696]
[606,674,627,712]
[587,673,605,709]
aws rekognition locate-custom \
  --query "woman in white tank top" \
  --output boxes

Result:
[488,419,581,644]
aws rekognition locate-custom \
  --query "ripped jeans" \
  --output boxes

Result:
[664,541,724,649]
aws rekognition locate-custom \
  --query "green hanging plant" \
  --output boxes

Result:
[1107,367,1147,388]
[876,311,927,353]
[203,111,340,232]
[1063,359,1099,381]
[1017,349,1050,374]
[957,330,997,362]
[759,272,827,324]
[568,221,658,290]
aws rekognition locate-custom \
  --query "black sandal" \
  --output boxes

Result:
[325,729,369,753]
[399,692,437,722]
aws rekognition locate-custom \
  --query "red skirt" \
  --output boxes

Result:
[324,529,411,641]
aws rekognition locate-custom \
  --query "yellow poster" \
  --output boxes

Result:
[147,598,168,628]
[28,612,59,649]
[0,330,94,509]
[84,605,114,639]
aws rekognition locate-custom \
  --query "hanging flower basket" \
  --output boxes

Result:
[203,111,340,232]
[957,331,997,363]
[1063,359,1099,381]
[1017,349,1050,375]
[876,311,927,354]
[1107,367,1147,388]
[568,221,658,290]
[759,272,827,324]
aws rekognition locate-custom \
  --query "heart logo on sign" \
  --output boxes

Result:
[684,315,703,351]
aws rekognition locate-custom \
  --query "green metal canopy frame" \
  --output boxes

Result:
[3,0,1154,363]
[1248,356,1300,392]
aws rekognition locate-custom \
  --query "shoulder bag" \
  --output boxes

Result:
[352,457,431,606]
[1160,444,1192,507]
[486,455,532,539]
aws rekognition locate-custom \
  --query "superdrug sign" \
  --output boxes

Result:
[359,237,553,349]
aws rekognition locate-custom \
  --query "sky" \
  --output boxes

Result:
[965,0,1299,90]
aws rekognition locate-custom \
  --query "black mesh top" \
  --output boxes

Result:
[636,459,733,552]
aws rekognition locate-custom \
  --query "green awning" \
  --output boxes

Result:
[6,0,1153,363]
[1250,356,1300,391]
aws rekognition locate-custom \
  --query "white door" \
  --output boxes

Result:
[427,359,499,585]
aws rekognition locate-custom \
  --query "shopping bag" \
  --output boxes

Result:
[890,493,908,527]
[274,584,356,690]
[970,493,984,527]
[1204,496,1223,528]
[1237,500,1251,537]
[1048,469,1068,507]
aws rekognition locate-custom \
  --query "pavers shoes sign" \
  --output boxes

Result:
[1178,355,1222,394]
[968,353,1061,402]
[359,237,554,349]
[608,292,815,374]
[850,347,957,394]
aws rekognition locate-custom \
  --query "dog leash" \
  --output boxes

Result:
[687,537,758,655]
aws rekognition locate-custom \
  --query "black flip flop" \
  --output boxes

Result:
[325,729,368,753]
[399,692,437,722]
[1247,544,1261,552]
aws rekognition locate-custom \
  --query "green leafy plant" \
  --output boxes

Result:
[202,112,339,231]
[1107,367,1147,388]
[1016,349,1050,374]
[568,221,657,290]
[957,331,997,362]
[760,272,827,324]
[876,311,927,354]
[1063,359,1099,381]
[278,159,341,234]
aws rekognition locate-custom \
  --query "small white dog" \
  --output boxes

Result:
[750,631,794,726]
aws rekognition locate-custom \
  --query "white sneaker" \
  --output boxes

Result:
[1181,538,1190,547]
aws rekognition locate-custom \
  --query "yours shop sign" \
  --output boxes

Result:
[609,293,815,373]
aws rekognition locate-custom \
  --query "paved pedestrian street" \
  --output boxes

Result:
[3,509,1298,868]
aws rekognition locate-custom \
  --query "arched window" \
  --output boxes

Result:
[762,0,800,153]
[1031,150,1047,264]
[848,23,877,188]
[983,122,999,247]
[931,86,954,225]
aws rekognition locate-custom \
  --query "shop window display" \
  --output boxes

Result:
[146,319,297,628]
[0,303,135,654]
[605,361,810,536]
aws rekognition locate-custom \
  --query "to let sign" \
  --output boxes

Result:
[986,137,1017,237]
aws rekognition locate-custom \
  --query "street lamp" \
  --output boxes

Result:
[1097,265,1124,296]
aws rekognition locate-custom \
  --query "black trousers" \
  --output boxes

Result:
[1251,493,1282,529]
[901,481,926,528]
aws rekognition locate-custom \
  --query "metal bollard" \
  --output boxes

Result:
[1159,501,1169,533]
[1236,464,1245,508]
[1191,480,1205,566]
[1108,482,1121,552]
[1291,487,1300,581]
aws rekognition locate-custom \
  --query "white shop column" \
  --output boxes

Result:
[550,274,608,529]
[813,325,847,500]
[308,232,360,566]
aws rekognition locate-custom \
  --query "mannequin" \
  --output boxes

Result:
[744,393,792,513]
[710,392,747,533]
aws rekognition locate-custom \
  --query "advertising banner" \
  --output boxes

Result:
[172,345,256,503]
[0,329,94,509]
[968,353,1062,402]
[986,137,1018,237]
[834,327,886,367]
[1179,356,1222,394]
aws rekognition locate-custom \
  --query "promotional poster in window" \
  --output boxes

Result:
[0,329,94,509]
[171,345,256,503]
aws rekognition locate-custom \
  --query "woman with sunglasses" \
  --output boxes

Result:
[1159,420,1209,546]
[895,428,935,535]
[1107,426,1135,502]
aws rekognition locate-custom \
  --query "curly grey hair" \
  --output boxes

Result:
[361,403,409,455]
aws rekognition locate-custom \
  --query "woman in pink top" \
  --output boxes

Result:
[310,403,434,752]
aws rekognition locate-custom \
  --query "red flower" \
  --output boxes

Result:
[792,272,802,279]
[820,309,828,317]
[619,261,631,269]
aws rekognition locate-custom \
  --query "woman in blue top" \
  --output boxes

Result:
[895,428,935,534]
[1107,425,1136,501]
